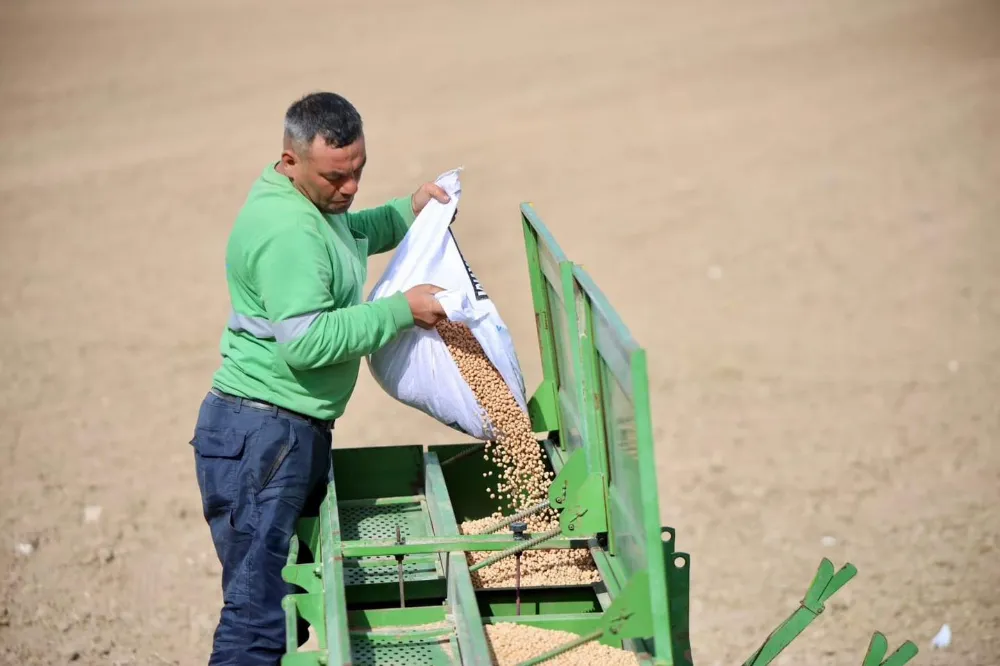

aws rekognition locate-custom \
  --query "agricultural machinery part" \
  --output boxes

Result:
[275,203,917,666]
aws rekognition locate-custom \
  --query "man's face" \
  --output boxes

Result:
[283,134,366,215]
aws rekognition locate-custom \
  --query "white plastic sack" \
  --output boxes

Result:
[366,168,528,440]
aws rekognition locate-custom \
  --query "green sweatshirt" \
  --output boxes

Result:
[211,163,416,421]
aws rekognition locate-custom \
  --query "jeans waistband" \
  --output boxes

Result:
[209,388,335,431]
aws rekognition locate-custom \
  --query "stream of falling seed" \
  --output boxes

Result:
[436,320,600,588]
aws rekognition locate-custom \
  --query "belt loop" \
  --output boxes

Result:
[234,397,243,413]
[270,404,279,418]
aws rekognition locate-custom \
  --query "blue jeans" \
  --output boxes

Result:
[189,390,332,665]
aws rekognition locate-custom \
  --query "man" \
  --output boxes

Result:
[189,91,449,665]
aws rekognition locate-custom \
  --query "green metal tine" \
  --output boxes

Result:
[862,632,919,666]
[742,558,858,666]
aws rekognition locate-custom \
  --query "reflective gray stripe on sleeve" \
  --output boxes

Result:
[273,311,321,343]
[228,310,275,339]
[227,309,321,343]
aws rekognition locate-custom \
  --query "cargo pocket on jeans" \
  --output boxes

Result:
[190,426,252,515]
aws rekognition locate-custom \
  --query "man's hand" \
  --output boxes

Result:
[404,284,448,329]
[410,182,451,216]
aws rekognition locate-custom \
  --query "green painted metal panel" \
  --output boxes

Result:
[347,606,447,631]
[477,585,601,618]
[521,203,590,453]
[483,613,605,639]
[567,267,615,552]
[345,580,447,608]
[332,446,424,500]
[572,265,676,664]
[547,278,584,453]
[520,205,564,438]
[428,443,500,523]
[603,368,646,577]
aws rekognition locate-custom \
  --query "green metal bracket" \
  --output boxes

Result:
[547,447,586,509]
[600,570,654,640]
[862,632,919,666]
[281,593,327,665]
[283,563,324,595]
[527,379,560,434]
[559,473,607,536]
[548,448,608,535]
[664,537,693,666]
[742,558,857,666]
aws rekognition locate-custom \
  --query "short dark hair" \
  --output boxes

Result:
[284,92,363,150]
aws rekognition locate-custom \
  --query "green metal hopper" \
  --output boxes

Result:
[279,204,920,666]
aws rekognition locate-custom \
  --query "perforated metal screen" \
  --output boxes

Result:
[350,635,455,666]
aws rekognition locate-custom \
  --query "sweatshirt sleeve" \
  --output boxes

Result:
[345,196,415,255]
[250,223,414,370]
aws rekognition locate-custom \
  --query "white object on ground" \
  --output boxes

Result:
[820,535,837,547]
[83,505,103,523]
[931,624,951,648]
[366,168,527,440]
[15,542,34,557]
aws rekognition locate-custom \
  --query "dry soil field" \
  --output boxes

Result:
[1,0,999,664]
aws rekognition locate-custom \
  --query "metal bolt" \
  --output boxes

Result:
[511,521,528,541]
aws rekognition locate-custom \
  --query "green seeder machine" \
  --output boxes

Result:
[279,205,920,666]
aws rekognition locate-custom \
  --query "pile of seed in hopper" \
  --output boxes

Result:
[436,320,600,588]
[485,623,641,666]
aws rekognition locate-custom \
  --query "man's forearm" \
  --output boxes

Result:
[277,292,414,370]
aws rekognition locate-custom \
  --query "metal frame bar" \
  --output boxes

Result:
[424,452,494,666]
[338,495,426,508]
[320,477,352,665]
[340,534,590,558]
[521,203,567,437]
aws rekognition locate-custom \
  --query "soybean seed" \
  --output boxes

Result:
[436,320,600,589]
